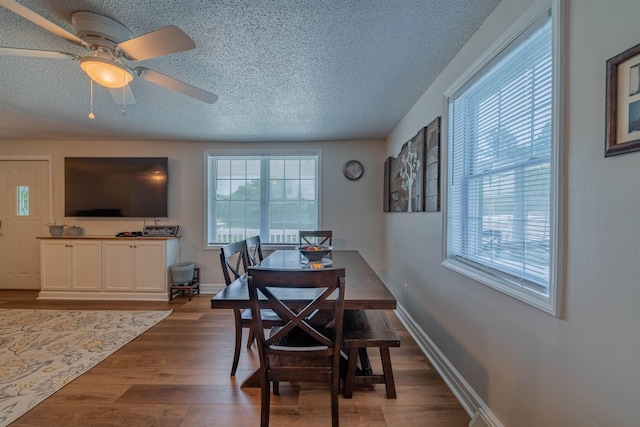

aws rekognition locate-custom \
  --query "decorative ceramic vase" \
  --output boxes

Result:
[49,225,64,236]
[68,226,83,236]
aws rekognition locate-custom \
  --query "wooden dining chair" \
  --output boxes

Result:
[219,240,281,376]
[245,235,264,266]
[247,268,346,427]
[299,230,333,246]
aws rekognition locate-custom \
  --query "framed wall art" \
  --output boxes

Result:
[386,128,425,212]
[605,41,640,156]
[424,116,441,212]
[383,157,392,212]
[383,116,441,212]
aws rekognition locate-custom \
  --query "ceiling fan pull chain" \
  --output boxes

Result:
[88,79,95,119]
[121,74,126,116]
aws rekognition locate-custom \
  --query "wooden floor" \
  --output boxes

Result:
[1,290,470,427]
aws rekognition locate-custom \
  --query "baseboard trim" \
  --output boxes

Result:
[200,283,224,294]
[394,304,503,427]
[38,290,170,302]
[38,284,226,301]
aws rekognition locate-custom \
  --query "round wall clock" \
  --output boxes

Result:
[343,160,364,180]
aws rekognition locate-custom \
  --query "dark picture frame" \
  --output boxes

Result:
[423,116,441,212]
[605,42,640,156]
[383,157,392,212]
[382,116,441,213]
[386,128,426,212]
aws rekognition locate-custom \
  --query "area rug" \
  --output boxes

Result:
[0,308,172,427]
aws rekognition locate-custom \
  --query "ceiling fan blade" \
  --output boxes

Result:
[109,85,136,105]
[137,68,218,104]
[0,46,79,59]
[117,26,195,61]
[0,0,86,47]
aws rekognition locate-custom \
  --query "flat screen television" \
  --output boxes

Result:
[65,157,168,218]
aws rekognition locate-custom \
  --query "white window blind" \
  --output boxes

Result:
[206,153,319,245]
[447,10,554,295]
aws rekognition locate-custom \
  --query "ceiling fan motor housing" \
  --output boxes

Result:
[0,2,217,104]
[71,12,132,51]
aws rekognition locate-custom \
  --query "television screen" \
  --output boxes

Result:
[65,157,168,218]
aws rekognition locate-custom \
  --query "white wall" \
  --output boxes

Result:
[0,139,386,287]
[385,0,640,425]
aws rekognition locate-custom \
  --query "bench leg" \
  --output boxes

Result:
[379,347,397,399]
[342,346,359,398]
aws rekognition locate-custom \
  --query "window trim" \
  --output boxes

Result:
[441,0,564,316]
[203,149,323,249]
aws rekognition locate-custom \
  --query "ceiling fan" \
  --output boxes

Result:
[0,0,218,106]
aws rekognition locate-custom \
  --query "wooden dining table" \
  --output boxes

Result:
[210,249,397,387]
[211,250,396,310]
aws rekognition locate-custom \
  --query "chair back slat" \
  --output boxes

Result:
[261,286,336,348]
[247,268,345,365]
[220,240,249,286]
[245,235,264,266]
[299,230,333,246]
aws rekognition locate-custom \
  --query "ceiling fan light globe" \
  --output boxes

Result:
[80,56,132,89]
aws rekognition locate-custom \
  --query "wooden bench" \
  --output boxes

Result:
[341,309,401,398]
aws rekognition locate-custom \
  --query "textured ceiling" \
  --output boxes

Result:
[0,0,500,142]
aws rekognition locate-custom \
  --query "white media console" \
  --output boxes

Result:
[38,236,179,301]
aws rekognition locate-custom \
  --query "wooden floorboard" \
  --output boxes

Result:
[1,290,470,426]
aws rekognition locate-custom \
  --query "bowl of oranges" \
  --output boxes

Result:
[296,245,333,261]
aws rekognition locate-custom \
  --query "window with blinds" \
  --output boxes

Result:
[205,152,320,245]
[444,1,562,314]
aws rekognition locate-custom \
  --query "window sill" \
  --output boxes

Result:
[441,257,558,316]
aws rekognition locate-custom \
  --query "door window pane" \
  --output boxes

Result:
[17,186,29,216]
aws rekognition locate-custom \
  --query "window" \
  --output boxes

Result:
[443,0,563,315]
[205,152,320,246]
[17,186,29,216]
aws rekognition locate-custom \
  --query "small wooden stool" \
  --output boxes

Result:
[342,310,401,399]
[169,267,200,301]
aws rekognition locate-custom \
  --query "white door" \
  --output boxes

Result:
[0,160,50,289]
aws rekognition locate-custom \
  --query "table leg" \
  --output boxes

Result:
[358,347,373,376]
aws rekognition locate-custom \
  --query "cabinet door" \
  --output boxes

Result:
[102,241,136,291]
[70,240,101,291]
[41,241,71,290]
[134,241,166,292]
